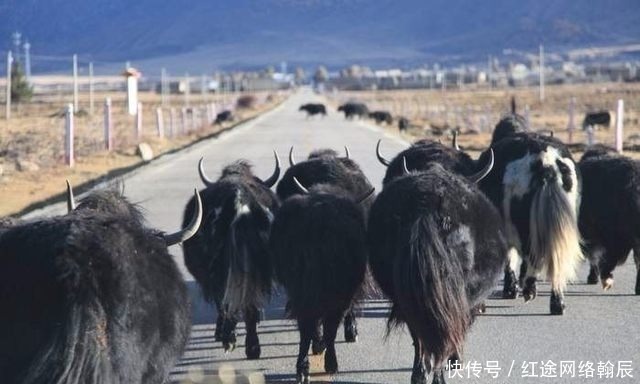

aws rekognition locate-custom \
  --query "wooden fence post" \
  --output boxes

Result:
[104,98,113,151]
[65,104,74,167]
[136,102,143,140]
[615,99,624,153]
[156,107,164,138]
[567,97,575,144]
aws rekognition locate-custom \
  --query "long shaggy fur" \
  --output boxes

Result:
[0,194,190,384]
[529,180,583,291]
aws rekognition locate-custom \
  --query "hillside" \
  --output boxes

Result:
[3,0,640,72]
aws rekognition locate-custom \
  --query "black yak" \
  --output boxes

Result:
[490,98,527,145]
[578,147,640,294]
[376,139,494,187]
[270,178,372,383]
[369,110,393,125]
[368,163,507,384]
[478,133,583,314]
[398,117,409,132]
[582,111,611,130]
[299,103,327,117]
[0,186,202,383]
[278,147,375,345]
[182,153,280,359]
[337,102,369,119]
[215,110,234,125]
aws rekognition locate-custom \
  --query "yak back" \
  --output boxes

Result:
[0,211,189,384]
[270,184,367,320]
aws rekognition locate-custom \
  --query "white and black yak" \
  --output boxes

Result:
[368,163,507,384]
[182,154,280,359]
[578,146,640,294]
[0,186,202,383]
[270,178,373,383]
[478,132,583,314]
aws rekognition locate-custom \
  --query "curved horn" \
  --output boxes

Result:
[356,187,376,205]
[452,130,460,150]
[262,150,281,188]
[198,158,216,187]
[402,156,410,175]
[292,177,309,194]
[164,189,203,246]
[468,148,494,183]
[66,179,76,213]
[344,146,351,159]
[376,139,390,166]
[289,146,296,166]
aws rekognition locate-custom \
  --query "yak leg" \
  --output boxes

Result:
[311,320,326,355]
[220,305,238,352]
[322,312,342,374]
[599,246,629,291]
[550,289,566,315]
[633,246,640,295]
[343,306,358,342]
[502,247,520,299]
[244,306,261,359]
[587,264,600,285]
[214,301,224,341]
[410,329,427,384]
[522,260,538,303]
[295,319,314,384]
[431,369,446,384]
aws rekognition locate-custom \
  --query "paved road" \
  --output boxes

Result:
[25,90,639,384]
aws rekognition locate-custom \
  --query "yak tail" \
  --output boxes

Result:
[529,180,583,292]
[391,216,470,369]
[221,203,272,315]
[22,292,111,384]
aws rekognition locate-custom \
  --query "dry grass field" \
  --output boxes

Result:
[329,82,640,156]
[0,89,286,216]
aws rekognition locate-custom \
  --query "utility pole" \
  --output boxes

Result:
[12,31,21,63]
[539,44,545,102]
[5,51,13,120]
[184,72,190,107]
[89,62,94,115]
[23,40,31,83]
[73,54,79,111]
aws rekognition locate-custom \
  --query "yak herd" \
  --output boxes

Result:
[1,102,639,384]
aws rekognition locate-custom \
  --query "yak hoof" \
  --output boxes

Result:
[602,277,614,291]
[550,296,565,315]
[522,287,537,303]
[223,340,236,353]
[344,326,358,343]
[472,302,486,315]
[502,271,519,299]
[324,351,338,374]
[635,276,640,295]
[411,371,428,384]
[246,344,261,360]
[296,373,310,384]
[312,339,326,355]
[431,370,446,384]
[587,270,599,285]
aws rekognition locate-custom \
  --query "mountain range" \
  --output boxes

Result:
[3,0,640,73]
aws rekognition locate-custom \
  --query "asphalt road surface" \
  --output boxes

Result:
[25,89,639,384]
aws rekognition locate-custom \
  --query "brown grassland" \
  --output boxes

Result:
[329,82,640,157]
[0,89,286,217]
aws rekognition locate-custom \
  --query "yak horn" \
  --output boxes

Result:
[289,146,296,166]
[198,158,216,187]
[164,189,203,246]
[468,148,494,183]
[452,130,460,150]
[66,180,76,212]
[356,187,376,205]
[402,156,410,175]
[344,146,351,159]
[376,139,390,166]
[262,150,281,188]
[292,177,309,194]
